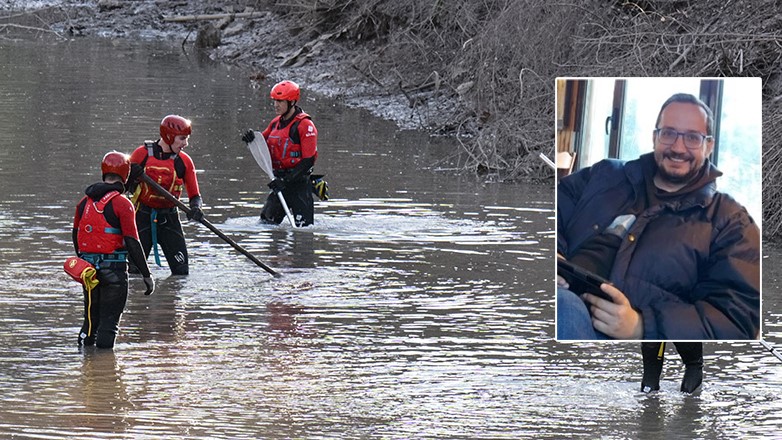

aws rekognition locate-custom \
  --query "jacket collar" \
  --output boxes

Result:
[85,181,124,201]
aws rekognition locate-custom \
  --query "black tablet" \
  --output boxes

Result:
[557,258,613,302]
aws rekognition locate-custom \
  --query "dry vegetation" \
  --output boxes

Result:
[3,0,782,236]
[259,0,782,236]
[259,0,579,180]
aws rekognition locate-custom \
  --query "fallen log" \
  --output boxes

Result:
[162,11,266,23]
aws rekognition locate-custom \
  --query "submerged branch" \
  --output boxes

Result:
[0,22,65,39]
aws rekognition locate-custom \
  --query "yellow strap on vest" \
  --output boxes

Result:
[131,184,142,210]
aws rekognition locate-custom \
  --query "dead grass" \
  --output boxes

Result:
[5,0,782,236]
[259,0,782,235]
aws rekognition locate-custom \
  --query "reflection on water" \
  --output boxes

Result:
[0,38,780,439]
[78,349,131,435]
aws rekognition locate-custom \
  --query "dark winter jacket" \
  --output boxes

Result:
[557,153,760,340]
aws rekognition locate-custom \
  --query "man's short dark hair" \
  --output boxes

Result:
[655,93,714,136]
[103,173,124,182]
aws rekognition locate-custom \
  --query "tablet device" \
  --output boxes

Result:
[557,258,613,302]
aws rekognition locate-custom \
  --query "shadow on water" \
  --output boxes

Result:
[0,37,780,438]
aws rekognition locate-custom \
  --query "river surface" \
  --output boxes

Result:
[0,38,780,439]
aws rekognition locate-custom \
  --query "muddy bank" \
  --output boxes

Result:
[5,1,782,193]
[100,1,451,129]
[2,1,463,157]
[2,0,560,182]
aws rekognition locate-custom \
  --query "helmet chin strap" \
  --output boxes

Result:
[284,101,297,118]
[159,138,171,151]
[160,138,177,154]
[156,139,179,158]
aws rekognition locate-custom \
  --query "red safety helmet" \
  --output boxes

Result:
[270,80,300,101]
[160,114,192,146]
[101,151,131,183]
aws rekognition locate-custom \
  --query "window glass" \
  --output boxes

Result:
[619,78,701,161]
[579,78,614,168]
[714,78,762,223]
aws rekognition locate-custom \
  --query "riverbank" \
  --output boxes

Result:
[74,1,450,130]
[2,0,563,183]
[0,1,477,169]
[4,1,782,197]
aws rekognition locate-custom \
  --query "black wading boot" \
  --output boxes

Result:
[675,342,703,393]
[641,342,665,393]
[78,331,95,347]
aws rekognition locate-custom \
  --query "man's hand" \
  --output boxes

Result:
[268,178,286,193]
[129,163,144,184]
[556,253,569,288]
[241,129,255,144]
[187,207,204,221]
[143,276,155,295]
[582,284,643,339]
[187,195,203,221]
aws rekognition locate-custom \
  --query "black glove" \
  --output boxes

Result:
[268,178,286,193]
[241,129,255,143]
[187,207,204,221]
[129,163,144,184]
[143,276,155,295]
[187,195,203,221]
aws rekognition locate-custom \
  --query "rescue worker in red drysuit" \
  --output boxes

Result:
[128,115,203,275]
[242,80,319,226]
[73,151,155,348]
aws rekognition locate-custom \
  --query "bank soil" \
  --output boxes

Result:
[4,0,782,235]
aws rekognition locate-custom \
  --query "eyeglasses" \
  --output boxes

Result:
[654,128,713,150]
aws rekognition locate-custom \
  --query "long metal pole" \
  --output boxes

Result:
[760,339,782,362]
[140,173,280,277]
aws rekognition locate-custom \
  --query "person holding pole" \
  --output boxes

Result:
[242,80,319,227]
[136,172,279,277]
[128,115,203,275]
[72,151,154,348]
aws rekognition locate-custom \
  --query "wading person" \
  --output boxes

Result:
[640,342,703,394]
[556,93,760,340]
[241,80,319,227]
[73,151,154,348]
[128,115,203,275]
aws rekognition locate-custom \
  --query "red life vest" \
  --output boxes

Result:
[139,159,181,207]
[77,191,125,254]
[266,112,313,170]
[131,142,199,209]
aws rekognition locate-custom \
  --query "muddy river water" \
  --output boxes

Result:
[0,38,780,439]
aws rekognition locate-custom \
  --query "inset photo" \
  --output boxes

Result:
[555,77,761,341]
